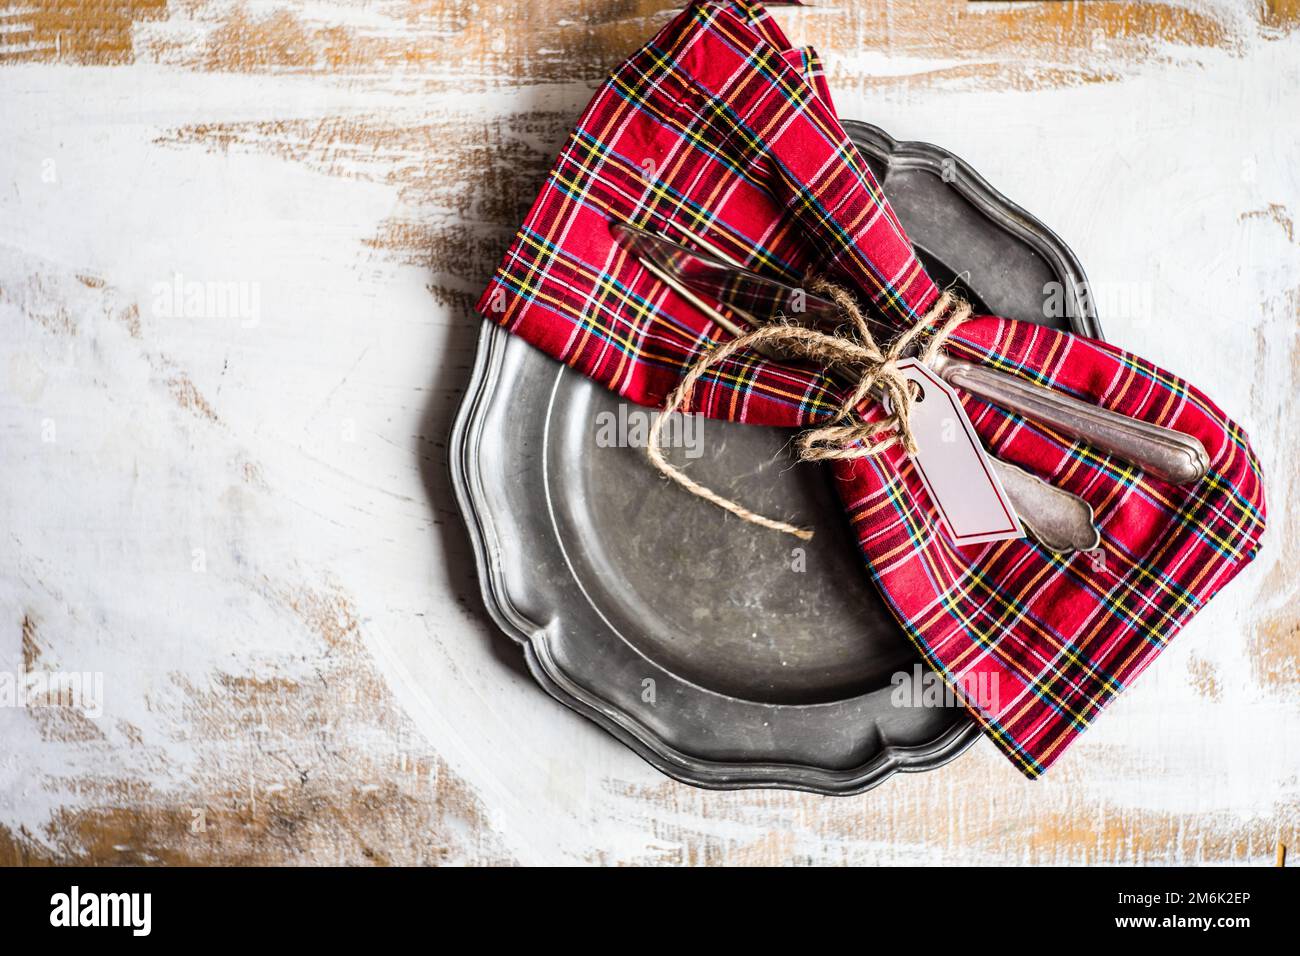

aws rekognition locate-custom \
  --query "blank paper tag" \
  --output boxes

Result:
[888,359,1023,547]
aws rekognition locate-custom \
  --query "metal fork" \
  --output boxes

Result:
[615,223,1210,487]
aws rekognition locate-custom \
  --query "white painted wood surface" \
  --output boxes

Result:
[0,1,1296,864]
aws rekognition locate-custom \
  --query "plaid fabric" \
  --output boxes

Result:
[476,0,1267,776]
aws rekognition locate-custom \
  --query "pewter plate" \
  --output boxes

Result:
[451,121,1100,794]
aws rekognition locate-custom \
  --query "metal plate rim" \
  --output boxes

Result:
[844,121,1102,341]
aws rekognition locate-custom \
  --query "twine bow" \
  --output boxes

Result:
[647,282,972,540]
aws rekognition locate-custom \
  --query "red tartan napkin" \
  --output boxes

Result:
[475,0,1266,776]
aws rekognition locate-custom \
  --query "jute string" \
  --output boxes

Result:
[646,282,972,541]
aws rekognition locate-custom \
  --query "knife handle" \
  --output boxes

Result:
[938,359,1210,486]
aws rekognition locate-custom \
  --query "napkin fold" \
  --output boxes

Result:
[476,0,1266,776]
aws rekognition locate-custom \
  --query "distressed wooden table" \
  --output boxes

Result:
[1,1,1296,865]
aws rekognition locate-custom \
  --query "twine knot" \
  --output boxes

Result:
[647,283,972,540]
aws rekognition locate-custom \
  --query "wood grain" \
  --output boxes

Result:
[1,0,1297,865]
